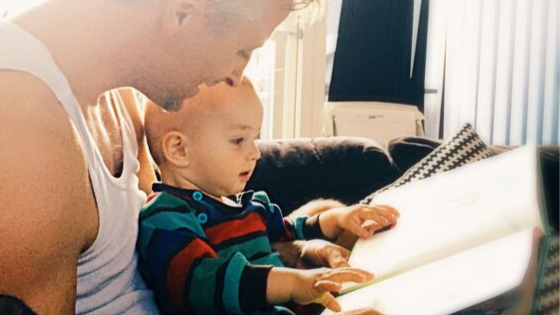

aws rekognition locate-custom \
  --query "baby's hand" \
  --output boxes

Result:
[291,267,374,312]
[320,204,400,239]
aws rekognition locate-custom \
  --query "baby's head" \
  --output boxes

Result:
[145,77,262,198]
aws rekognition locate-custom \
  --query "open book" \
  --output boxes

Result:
[323,146,550,315]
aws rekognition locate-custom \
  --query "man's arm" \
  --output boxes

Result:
[117,88,157,195]
[0,74,96,314]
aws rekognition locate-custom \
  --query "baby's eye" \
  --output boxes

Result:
[231,138,245,146]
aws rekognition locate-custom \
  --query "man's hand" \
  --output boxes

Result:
[300,239,351,269]
[267,267,374,312]
[273,240,351,269]
[320,204,400,240]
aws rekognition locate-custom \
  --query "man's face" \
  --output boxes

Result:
[151,0,291,111]
[183,83,263,198]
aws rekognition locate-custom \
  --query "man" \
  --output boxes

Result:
[0,0,382,314]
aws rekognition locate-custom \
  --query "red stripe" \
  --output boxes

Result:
[280,219,294,241]
[145,192,160,204]
[166,239,218,311]
[205,212,266,245]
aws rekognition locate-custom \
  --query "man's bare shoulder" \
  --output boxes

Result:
[0,71,72,127]
[0,71,90,183]
[0,70,96,240]
[0,71,97,314]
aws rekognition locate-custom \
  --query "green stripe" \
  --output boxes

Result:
[141,193,189,217]
[142,211,205,238]
[222,253,248,315]
[216,237,271,260]
[292,216,307,240]
[251,191,271,204]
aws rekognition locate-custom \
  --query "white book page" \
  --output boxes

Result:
[345,146,542,293]
[324,228,536,315]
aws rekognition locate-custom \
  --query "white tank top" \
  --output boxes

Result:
[0,20,160,314]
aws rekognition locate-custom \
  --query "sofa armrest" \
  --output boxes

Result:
[249,137,399,215]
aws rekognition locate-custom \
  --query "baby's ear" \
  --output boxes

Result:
[161,131,190,168]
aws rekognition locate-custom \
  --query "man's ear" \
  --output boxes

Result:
[161,131,191,168]
[165,0,206,27]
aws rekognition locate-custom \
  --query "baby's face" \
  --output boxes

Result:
[185,84,263,198]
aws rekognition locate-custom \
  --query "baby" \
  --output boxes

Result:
[138,77,399,315]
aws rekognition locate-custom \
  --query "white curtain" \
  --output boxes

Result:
[425,0,559,145]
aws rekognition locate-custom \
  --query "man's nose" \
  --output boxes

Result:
[224,59,250,87]
[224,74,241,87]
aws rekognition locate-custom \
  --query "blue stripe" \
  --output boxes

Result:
[141,229,197,293]
[222,253,249,315]
[141,193,189,219]
[137,225,155,255]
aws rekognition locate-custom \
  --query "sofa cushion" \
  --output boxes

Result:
[385,137,443,174]
[248,137,400,215]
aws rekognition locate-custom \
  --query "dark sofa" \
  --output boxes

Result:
[249,136,559,232]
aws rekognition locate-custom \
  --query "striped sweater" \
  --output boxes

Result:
[137,183,326,315]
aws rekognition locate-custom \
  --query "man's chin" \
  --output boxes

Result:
[158,93,187,112]
[185,86,201,99]
[158,88,199,112]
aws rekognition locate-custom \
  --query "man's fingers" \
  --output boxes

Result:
[329,255,350,268]
[327,247,351,268]
[317,292,341,312]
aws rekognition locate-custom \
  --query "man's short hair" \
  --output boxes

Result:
[205,0,325,33]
